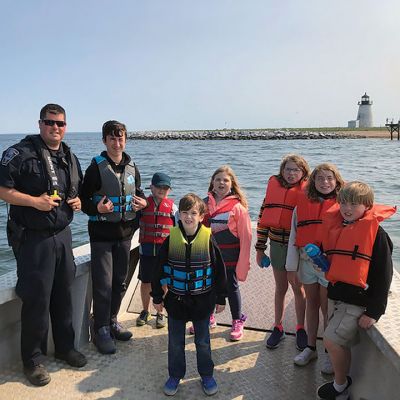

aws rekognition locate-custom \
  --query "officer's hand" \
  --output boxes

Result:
[67,197,81,212]
[34,192,61,211]
[97,196,113,213]
[132,195,147,211]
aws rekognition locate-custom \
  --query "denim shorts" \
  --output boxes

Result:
[324,300,365,347]
[298,258,329,287]
[269,241,288,271]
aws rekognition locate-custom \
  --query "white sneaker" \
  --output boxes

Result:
[294,347,318,366]
[320,352,334,374]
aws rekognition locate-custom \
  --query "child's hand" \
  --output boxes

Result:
[256,251,265,267]
[132,195,147,211]
[153,302,164,314]
[358,314,376,329]
[215,304,225,314]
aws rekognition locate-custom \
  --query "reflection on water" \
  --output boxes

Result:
[0,133,399,274]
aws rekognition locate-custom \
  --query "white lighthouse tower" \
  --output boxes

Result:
[356,92,373,127]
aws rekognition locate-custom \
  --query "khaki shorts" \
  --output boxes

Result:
[269,241,288,271]
[324,300,365,348]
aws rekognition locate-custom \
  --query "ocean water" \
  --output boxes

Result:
[0,132,399,274]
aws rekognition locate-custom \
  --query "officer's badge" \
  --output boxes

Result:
[1,147,19,166]
[127,175,135,184]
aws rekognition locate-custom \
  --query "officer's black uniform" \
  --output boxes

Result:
[0,134,83,368]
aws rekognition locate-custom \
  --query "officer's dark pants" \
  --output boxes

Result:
[90,239,131,330]
[15,227,76,368]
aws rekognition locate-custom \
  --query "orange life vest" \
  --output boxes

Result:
[259,176,306,231]
[139,196,175,244]
[295,193,338,247]
[322,205,396,288]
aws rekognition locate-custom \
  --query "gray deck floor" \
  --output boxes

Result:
[0,235,330,399]
[0,313,329,400]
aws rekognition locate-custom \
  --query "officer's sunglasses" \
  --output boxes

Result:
[41,119,67,128]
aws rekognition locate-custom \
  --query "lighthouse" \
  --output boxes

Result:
[348,93,374,128]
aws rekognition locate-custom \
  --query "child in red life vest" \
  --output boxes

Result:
[151,193,227,396]
[199,165,252,341]
[255,154,310,350]
[317,182,395,400]
[286,163,344,373]
[137,172,178,329]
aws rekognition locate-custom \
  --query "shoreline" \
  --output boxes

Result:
[128,128,390,140]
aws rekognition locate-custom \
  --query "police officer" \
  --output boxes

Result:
[0,104,87,386]
[80,120,147,354]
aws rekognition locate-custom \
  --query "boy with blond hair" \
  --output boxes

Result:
[317,181,395,399]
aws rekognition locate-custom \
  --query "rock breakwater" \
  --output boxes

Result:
[127,129,361,140]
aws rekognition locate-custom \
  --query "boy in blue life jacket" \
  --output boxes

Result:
[317,182,395,400]
[136,172,178,328]
[151,193,227,396]
[81,120,147,355]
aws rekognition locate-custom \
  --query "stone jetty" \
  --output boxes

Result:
[127,129,362,140]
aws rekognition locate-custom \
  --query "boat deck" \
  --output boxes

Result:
[0,312,329,400]
[0,247,331,399]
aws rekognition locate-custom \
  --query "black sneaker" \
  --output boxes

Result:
[317,376,352,399]
[23,364,51,386]
[136,310,152,326]
[296,328,308,351]
[54,349,87,367]
[266,327,285,349]
[111,321,133,341]
[93,326,116,354]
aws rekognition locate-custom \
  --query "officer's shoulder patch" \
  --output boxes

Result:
[1,147,19,166]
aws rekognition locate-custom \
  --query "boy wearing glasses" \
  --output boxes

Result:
[0,104,86,386]
[81,120,147,354]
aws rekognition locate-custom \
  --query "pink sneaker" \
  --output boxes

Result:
[209,313,217,329]
[188,324,195,335]
[230,314,247,341]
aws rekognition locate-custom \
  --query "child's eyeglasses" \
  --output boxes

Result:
[41,119,67,128]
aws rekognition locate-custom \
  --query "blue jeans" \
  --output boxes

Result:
[168,316,214,379]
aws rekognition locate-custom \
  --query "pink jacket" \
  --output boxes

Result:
[206,193,252,281]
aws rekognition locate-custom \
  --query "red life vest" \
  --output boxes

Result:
[204,194,241,269]
[259,176,306,231]
[139,196,174,244]
[322,205,396,288]
[295,193,338,247]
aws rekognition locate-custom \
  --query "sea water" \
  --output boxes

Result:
[0,132,399,274]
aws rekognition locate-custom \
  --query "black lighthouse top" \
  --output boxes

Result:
[358,92,372,105]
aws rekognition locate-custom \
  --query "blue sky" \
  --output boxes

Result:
[1,0,399,133]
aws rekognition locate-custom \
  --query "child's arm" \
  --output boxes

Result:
[363,226,393,321]
[210,237,227,306]
[255,194,270,260]
[285,207,300,272]
[229,204,252,281]
[151,238,170,310]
